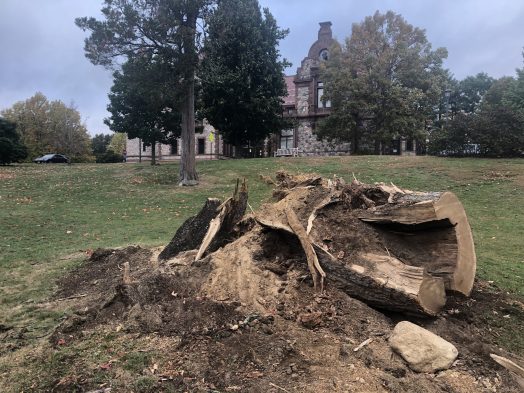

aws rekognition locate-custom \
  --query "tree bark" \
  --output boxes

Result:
[178,8,199,186]
[179,78,198,185]
[151,142,156,166]
[158,198,222,261]
[195,179,248,260]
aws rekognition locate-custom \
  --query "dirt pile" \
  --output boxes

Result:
[50,172,524,392]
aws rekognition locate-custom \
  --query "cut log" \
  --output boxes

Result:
[158,198,222,261]
[195,179,248,261]
[356,190,476,296]
[256,217,446,316]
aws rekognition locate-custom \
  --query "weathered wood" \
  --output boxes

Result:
[256,217,446,316]
[285,208,326,291]
[195,179,248,261]
[306,195,341,235]
[357,190,476,296]
[490,354,524,389]
[158,198,222,261]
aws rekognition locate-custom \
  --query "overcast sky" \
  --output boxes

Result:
[1,0,523,135]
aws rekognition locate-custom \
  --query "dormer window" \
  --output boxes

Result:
[319,49,329,61]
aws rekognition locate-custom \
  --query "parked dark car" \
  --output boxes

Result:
[33,154,70,163]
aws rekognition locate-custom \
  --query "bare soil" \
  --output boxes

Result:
[45,232,523,392]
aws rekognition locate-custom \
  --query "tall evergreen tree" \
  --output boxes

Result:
[76,0,214,184]
[318,11,448,154]
[199,0,290,151]
[105,55,181,165]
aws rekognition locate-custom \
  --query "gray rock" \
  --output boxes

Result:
[389,321,458,373]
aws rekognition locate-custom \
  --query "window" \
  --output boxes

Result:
[142,142,147,152]
[319,49,329,61]
[280,129,294,149]
[317,82,331,109]
[406,139,414,152]
[170,139,178,155]
[197,138,206,155]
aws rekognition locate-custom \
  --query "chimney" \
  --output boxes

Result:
[318,21,333,40]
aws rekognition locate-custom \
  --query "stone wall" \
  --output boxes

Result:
[296,119,351,156]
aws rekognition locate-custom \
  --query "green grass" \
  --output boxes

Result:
[1,157,523,332]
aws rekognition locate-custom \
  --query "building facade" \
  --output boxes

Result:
[277,22,351,157]
[277,21,418,157]
[126,21,418,161]
[125,121,236,163]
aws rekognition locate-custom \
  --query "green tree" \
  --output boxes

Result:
[76,0,214,184]
[318,11,448,154]
[472,77,524,156]
[108,132,127,155]
[1,93,92,160]
[0,117,27,165]
[428,113,474,156]
[91,133,112,155]
[105,56,181,165]
[199,0,289,151]
[454,72,495,114]
[503,51,524,117]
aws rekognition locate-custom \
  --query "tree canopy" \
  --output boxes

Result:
[318,11,448,154]
[76,0,214,183]
[91,133,112,156]
[108,132,127,155]
[199,0,290,148]
[0,117,28,165]
[1,93,91,160]
[105,55,181,165]
[453,73,495,114]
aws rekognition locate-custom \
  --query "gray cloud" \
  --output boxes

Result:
[1,0,522,135]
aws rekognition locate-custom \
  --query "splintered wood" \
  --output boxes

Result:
[165,172,477,316]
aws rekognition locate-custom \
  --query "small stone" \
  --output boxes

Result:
[389,321,458,373]
[230,324,239,331]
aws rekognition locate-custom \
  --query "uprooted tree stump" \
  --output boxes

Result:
[159,173,476,316]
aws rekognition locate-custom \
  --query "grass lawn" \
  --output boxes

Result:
[1,156,523,335]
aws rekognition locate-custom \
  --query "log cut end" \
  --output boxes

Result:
[357,191,476,296]
[434,192,477,296]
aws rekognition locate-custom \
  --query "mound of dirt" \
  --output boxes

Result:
[50,240,523,392]
[48,173,523,392]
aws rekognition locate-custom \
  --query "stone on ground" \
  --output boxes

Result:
[389,321,459,373]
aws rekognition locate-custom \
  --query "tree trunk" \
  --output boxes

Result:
[151,142,156,166]
[179,79,198,185]
[317,249,446,316]
[355,190,477,296]
[178,8,199,186]
[256,217,446,316]
[195,179,248,261]
[158,198,222,261]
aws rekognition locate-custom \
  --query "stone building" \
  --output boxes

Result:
[125,121,234,163]
[277,21,419,157]
[277,22,351,157]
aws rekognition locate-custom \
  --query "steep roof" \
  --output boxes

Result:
[283,75,296,106]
